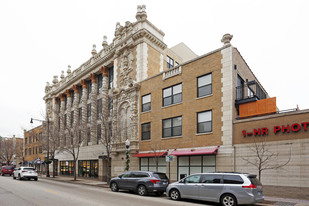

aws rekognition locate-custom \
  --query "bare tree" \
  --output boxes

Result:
[242,136,291,181]
[58,118,86,181]
[149,143,165,172]
[0,138,14,165]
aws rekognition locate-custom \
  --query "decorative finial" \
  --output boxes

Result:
[102,36,108,48]
[91,44,97,56]
[52,76,59,84]
[136,5,147,21]
[221,33,233,46]
[60,71,65,79]
[67,65,71,74]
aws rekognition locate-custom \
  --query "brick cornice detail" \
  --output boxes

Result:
[80,80,87,89]
[72,84,79,93]
[90,73,97,83]
[100,66,108,77]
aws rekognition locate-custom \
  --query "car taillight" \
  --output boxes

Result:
[150,179,160,184]
[242,184,257,189]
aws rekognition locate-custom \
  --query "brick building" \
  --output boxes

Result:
[43,5,309,187]
[23,125,46,173]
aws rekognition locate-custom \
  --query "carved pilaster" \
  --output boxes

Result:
[81,84,88,146]
[101,70,109,144]
[90,74,98,145]
[59,94,66,146]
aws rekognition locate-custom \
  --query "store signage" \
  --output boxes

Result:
[242,122,309,137]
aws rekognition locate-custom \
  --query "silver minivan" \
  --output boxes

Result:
[166,172,264,206]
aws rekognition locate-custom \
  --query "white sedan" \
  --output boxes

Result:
[13,167,38,181]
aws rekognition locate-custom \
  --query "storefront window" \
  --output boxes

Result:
[60,161,74,176]
[140,157,166,173]
[78,160,98,178]
[177,155,216,180]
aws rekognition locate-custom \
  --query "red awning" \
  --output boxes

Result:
[170,146,219,156]
[133,151,167,158]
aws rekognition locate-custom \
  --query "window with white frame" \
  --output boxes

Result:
[163,116,182,138]
[142,94,151,112]
[167,56,174,69]
[141,122,151,140]
[197,73,212,97]
[197,110,212,133]
[163,84,182,107]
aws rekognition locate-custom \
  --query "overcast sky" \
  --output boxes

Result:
[1,0,308,138]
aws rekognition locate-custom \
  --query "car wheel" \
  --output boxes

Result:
[1,173,3,176]
[13,174,16,179]
[221,194,237,206]
[137,185,147,196]
[155,191,164,196]
[18,174,22,180]
[34,178,38,181]
[170,189,181,200]
[110,182,119,192]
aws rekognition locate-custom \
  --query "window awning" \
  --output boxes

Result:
[133,151,167,158]
[170,146,219,156]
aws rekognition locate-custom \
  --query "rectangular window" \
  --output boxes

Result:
[29,148,31,155]
[29,137,32,143]
[71,91,74,107]
[198,73,212,97]
[78,160,98,178]
[237,75,244,100]
[87,81,92,99]
[167,56,174,69]
[97,99,102,120]
[141,122,151,140]
[140,157,166,173]
[36,146,38,154]
[163,116,182,138]
[64,96,67,110]
[108,67,114,89]
[64,114,67,128]
[97,124,101,144]
[39,133,42,141]
[39,146,42,154]
[87,127,91,145]
[163,84,182,107]
[25,138,27,145]
[87,104,91,122]
[78,108,82,123]
[142,94,151,112]
[109,98,113,116]
[197,110,212,133]
[97,73,103,94]
[25,149,27,156]
[60,161,74,176]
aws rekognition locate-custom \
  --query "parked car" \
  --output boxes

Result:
[0,166,14,176]
[13,167,38,181]
[166,172,264,206]
[110,171,169,196]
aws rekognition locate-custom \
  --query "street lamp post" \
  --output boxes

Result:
[30,117,50,177]
[125,139,130,171]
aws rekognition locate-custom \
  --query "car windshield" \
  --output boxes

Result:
[153,173,168,179]
[5,166,14,169]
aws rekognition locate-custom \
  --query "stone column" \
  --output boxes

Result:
[72,85,79,126]
[90,73,98,145]
[53,97,60,146]
[59,94,66,146]
[66,90,72,129]
[80,80,88,146]
[100,66,109,141]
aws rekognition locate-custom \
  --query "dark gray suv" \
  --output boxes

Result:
[110,171,169,196]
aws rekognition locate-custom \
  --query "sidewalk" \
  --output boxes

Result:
[39,175,309,206]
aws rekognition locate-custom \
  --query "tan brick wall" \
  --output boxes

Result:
[139,51,223,152]
[147,45,161,77]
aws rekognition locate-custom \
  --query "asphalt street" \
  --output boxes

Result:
[0,175,216,206]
